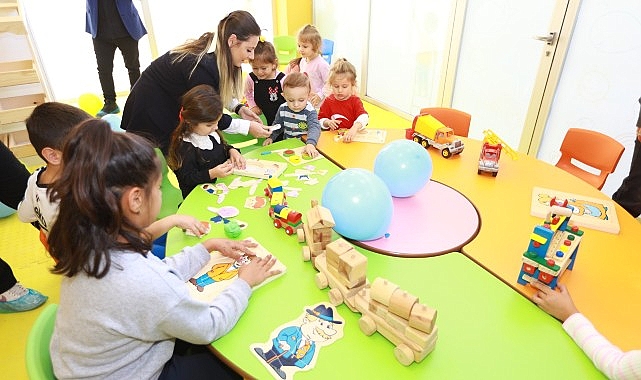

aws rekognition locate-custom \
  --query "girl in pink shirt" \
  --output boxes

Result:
[532,282,641,379]
[286,25,329,108]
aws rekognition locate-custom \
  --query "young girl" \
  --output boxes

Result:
[532,282,641,379]
[285,25,329,107]
[318,58,369,143]
[47,119,280,379]
[168,84,247,199]
[263,72,321,158]
[244,40,286,126]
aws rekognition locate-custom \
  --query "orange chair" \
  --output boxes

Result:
[555,128,625,190]
[419,107,471,137]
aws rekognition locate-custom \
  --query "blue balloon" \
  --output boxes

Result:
[374,139,433,197]
[321,168,393,241]
[102,114,123,132]
[0,201,16,218]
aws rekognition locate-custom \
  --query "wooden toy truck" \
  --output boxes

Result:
[354,278,438,366]
[313,238,368,312]
[298,200,335,266]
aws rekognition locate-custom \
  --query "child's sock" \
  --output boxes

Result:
[0,283,48,313]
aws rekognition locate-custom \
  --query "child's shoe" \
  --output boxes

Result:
[96,100,120,117]
[0,283,48,313]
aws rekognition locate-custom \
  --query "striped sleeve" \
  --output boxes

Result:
[563,313,641,379]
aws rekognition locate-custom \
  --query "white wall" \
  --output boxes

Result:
[22,0,272,102]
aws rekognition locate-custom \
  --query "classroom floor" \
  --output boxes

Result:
[0,100,410,379]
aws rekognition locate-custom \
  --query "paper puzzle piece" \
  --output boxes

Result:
[234,159,287,179]
[273,147,324,166]
[184,221,211,237]
[186,237,285,300]
[245,196,268,209]
[208,206,239,218]
[333,129,387,144]
[250,303,345,379]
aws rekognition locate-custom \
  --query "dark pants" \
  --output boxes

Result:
[92,36,141,102]
[613,138,641,217]
[0,141,30,293]
[159,340,241,380]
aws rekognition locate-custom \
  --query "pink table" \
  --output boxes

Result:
[350,180,480,257]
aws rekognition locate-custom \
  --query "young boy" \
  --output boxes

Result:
[18,102,92,248]
[263,72,321,157]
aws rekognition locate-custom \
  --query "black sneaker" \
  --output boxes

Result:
[96,100,120,117]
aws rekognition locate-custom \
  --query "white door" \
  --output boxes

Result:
[450,0,575,151]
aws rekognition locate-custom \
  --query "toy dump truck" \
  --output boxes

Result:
[406,113,464,158]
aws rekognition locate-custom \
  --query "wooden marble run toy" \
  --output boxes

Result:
[517,199,584,289]
[405,113,464,158]
[264,176,303,236]
[477,129,517,177]
[354,278,439,366]
[313,238,368,312]
[298,200,335,265]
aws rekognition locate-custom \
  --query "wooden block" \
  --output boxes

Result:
[354,288,370,313]
[338,252,367,287]
[389,289,418,319]
[405,324,438,348]
[326,238,353,264]
[385,309,409,331]
[369,299,388,319]
[408,303,437,334]
[370,277,398,306]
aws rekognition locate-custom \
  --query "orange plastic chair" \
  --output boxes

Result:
[419,107,471,137]
[555,128,625,190]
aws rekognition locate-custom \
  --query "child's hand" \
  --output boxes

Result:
[229,149,246,170]
[309,93,322,108]
[209,161,234,179]
[238,255,281,288]
[239,106,262,123]
[325,119,341,130]
[263,138,273,146]
[173,215,207,237]
[249,121,271,138]
[251,106,262,116]
[304,144,319,158]
[343,126,359,143]
[204,238,258,261]
[531,282,579,322]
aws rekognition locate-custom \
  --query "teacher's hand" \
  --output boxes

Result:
[239,106,262,123]
[248,121,271,138]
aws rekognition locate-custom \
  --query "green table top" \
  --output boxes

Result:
[166,139,604,380]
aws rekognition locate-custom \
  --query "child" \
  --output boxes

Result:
[244,40,286,126]
[263,72,321,158]
[47,119,280,379]
[532,282,641,379]
[168,84,246,199]
[318,58,369,143]
[18,102,92,248]
[286,25,329,107]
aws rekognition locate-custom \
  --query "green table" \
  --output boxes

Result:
[166,139,604,379]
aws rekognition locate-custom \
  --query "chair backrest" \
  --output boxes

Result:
[273,35,298,67]
[555,128,625,190]
[26,303,58,380]
[321,38,334,64]
[419,107,471,137]
[155,148,183,219]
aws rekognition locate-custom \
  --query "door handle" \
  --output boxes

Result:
[533,32,557,45]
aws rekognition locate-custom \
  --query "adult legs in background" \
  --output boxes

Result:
[116,36,141,88]
[613,138,641,218]
[93,38,119,116]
